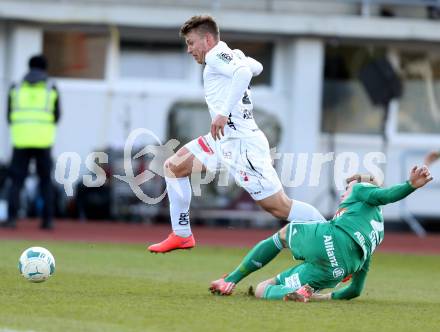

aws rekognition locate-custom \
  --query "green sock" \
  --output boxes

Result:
[224,233,283,284]
[262,284,294,300]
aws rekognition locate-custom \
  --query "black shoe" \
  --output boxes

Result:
[1,219,17,229]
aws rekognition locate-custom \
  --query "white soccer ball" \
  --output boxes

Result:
[18,247,56,283]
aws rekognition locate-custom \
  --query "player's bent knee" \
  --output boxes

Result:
[164,156,188,178]
[255,282,268,298]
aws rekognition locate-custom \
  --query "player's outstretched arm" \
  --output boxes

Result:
[353,165,433,206]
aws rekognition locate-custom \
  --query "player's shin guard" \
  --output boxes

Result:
[166,176,192,237]
[224,233,283,284]
[262,284,293,300]
[263,284,312,302]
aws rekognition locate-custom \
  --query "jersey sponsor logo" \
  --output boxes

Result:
[242,91,252,105]
[216,52,233,64]
[370,219,384,232]
[323,235,339,268]
[243,109,254,120]
[227,113,237,130]
[369,219,384,254]
[333,267,345,279]
[284,273,301,290]
[178,212,190,226]
[354,231,368,261]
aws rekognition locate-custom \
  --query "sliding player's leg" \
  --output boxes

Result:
[258,263,324,301]
[209,212,329,294]
[210,231,284,295]
[251,222,340,300]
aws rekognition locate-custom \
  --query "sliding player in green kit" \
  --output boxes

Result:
[209,165,433,302]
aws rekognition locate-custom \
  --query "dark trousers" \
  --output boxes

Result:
[8,148,53,227]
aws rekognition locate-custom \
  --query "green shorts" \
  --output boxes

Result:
[276,222,363,290]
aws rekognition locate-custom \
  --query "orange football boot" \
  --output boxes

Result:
[283,284,314,302]
[209,275,236,295]
[148,232,195,253]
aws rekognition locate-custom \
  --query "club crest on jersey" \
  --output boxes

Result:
[217,52,233,63]
[333,267,345,279]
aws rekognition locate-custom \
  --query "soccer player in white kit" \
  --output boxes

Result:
[148,15,324,253]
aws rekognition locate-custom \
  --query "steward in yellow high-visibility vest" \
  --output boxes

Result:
[9,80,58,148]
[3,55,61,230]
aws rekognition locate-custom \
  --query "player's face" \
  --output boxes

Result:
[185,30,209,64]
[340,180,357,203]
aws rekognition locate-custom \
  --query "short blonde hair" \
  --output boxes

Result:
[345,174,380,186]
[180,15,219,39]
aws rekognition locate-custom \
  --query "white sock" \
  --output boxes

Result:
[166,176,192,237]
[287,199,326,222]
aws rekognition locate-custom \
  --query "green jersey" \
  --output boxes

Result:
[332,181,415,262]
[329,181,415,300]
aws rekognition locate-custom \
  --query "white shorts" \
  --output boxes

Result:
[185,130,282,201]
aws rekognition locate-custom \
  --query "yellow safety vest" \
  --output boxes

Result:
[9,81,58,148]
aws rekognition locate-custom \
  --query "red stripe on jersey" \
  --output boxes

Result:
[197,136,214,155]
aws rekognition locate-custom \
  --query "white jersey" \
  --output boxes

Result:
[203,41,261,139]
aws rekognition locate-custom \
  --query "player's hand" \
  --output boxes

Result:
[424,151,440,166]
[409,165,433,189]
[309,291,332,302]
[211,114,228,141]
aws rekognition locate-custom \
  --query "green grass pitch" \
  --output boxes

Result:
[1,239,439,332]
